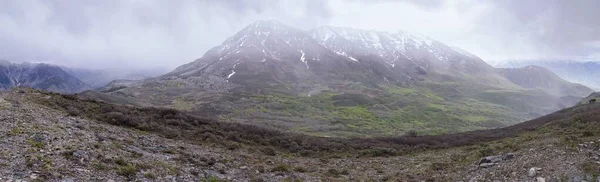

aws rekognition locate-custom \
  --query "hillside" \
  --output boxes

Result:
[496,60,600,90]
[497,65,594,97]
[1,88,600,181]
[0,61,91,93]
[581,92,600,105]
[97,21,585,137]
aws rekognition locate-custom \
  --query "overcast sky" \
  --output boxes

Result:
[1,0,599,70]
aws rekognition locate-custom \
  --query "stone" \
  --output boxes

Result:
[72,150,88,159]
[204,170,225,179]
[126,146,145,156]
[502,153,516,160]
[212,163,227,174]
[536,177,545,182]
[479,163,496,168]
[528,167,541,177]
[479,155,502,164]
[31,133,46,143]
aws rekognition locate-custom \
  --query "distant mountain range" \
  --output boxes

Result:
[97,20,593,137]
[0,60,91,93]
[495,60,600,90]
[0,60,164,93]
[61,67,167,88]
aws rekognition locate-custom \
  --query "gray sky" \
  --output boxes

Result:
[0,0,599,70]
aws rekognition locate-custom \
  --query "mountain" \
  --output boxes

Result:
[98,21,585,137]
[4,88,600,181]
[0,60,91,93]
[495,60,600,90]
[164,20,412,94]
[497,65,594,97]
[62,67,167,88]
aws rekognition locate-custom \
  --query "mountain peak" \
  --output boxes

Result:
[240,20,294,35]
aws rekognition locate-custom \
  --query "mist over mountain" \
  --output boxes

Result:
[496,60,600,90]
[497,65,594,97]
[0,60,90,93]
[62,67,168,88]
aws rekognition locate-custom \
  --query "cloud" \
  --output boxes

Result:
[465,0,600,61]
[0,0,598,71]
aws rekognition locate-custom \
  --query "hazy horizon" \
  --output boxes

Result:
[1,0,599,70]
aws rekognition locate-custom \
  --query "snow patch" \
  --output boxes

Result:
[334,51,358,62]
[300,50,309,69]
[226,62,241,82]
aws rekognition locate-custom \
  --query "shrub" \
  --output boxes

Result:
[261,147,276,156]
[477,147,494,157]
[66,106,80,116]
[294,167,307,173]
[271,164,291,172]
[404,130,418,137]
[327,168,341,176]
[430,162,449,171]
[116,164,139,177]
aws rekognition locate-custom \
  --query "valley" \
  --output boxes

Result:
[1,88,600,181]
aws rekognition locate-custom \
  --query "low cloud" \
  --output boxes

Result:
[0,0,598,71]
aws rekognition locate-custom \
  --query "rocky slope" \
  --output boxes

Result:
[497,65,594,97]
[1,88,600,181]
[97,21,586,137]
[0,61,91,93]
[580,92,600,105]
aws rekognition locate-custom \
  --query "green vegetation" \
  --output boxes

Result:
[221,84,527,137]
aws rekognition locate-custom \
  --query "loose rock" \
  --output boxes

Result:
[536,177,545,182]
[528,167,541,177]
[479,163,496,168]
